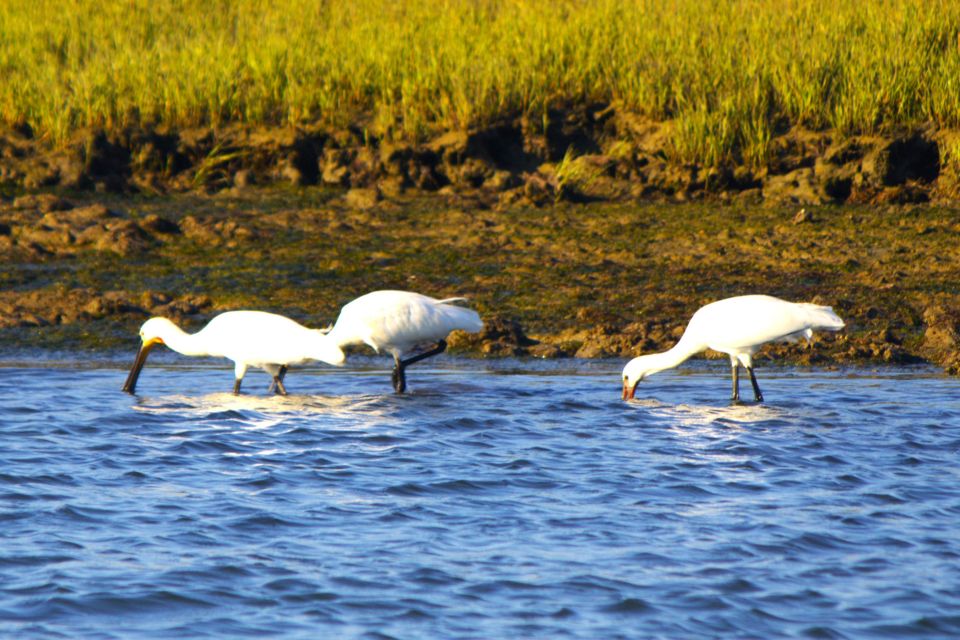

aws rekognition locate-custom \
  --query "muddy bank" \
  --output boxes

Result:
[0,108,955,208]
[1,190,958,373]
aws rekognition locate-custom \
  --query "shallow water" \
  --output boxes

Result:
[2,357,960,639]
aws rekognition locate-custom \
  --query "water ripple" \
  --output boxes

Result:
[1,362,959,638]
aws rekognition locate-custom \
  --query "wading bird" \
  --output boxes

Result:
[622,295,845,403]
[325,290,483,393]
[122,311,345,395]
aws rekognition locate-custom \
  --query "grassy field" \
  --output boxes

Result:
[1,0,959,168]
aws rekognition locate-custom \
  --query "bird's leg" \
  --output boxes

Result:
[234,363,247,395]
[400,340,447,368]
[747,367,764,403]
[392,340,446,394]
[271,365,289,396]
[730,364,741,404]
[392,355,406,393]
[390,341,448,394]
[266,365,289,394]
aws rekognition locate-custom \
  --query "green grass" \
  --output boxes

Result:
[1,0,959,168]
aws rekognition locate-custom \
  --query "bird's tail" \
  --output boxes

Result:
[437,297,468,304]
[438,301,483,333]
[798,303,846,331]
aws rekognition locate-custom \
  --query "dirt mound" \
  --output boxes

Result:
[0,288,212,330]
[0,197,180,257]
[921,305,960,373]
[1,112,955,207]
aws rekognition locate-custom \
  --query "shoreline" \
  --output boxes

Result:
[0,352,945,382]
[1,189,958,375]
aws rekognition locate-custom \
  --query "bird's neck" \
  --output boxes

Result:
[647,335,704,375]
[324,325,358,349]
[159,323,209,357]
[305,331,343,363]
[324,325,343,346]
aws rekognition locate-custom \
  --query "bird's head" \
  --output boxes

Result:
[621,355,656,400]
[138,316,178,347]
[122,317,177,394]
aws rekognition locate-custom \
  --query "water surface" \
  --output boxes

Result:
[2,357,959,638]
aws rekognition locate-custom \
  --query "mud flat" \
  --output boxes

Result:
[1,186,958,374]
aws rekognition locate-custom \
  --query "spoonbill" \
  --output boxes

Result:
[622,295,845,403]
[325,290,483,392]
[122,311,346,395]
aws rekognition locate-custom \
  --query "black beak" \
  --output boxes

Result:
[122,341,156,394]
[622,379,640,401]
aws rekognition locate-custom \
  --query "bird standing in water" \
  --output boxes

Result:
[325,290,483,393]
[622,295,845,403]
[122,311,345,395]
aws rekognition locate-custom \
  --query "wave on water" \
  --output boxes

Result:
[1,363,959,638]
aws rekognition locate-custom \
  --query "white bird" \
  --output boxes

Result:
[121,311,346,395]
[622,295,845,403]
[325,290,484,392]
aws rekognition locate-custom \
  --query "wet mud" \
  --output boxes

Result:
[1,189,958,373]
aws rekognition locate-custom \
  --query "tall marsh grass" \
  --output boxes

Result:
[1,0,959,167]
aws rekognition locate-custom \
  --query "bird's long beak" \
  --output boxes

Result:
[622,380,639,401]
[122,339,160,394]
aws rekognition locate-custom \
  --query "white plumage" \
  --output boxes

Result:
[122,311,345,395]
[622,295,845,402]
[325,290,483,392]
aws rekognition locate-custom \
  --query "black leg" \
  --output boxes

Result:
[731,364,741,404]
[233,378,242,395]
[391,340,447,393]
[271,365,288,395]
[747,367,764,402]
[267,366,289,394]
[392,356,406,393]
[399,340,447,368]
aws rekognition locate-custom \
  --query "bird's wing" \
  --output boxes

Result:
[693,296,837,352]
[201,311,313,364]
[328,291,482,355]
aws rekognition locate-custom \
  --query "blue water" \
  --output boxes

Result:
[2,356,960,639]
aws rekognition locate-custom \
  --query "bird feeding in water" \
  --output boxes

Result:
[122,311,346,395]
[622,295,845,403]
[325,290,483,393]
